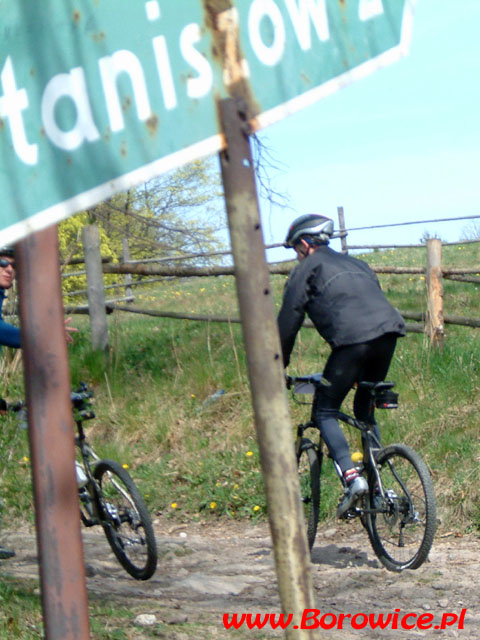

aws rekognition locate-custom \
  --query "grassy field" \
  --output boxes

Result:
[1,242,480,534]
[1,241,480,636]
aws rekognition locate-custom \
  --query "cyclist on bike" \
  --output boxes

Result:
[0,245,77,559]
[278,214,405,517]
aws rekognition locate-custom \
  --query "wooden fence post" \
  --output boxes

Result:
[426,238,445,347]
[82,225,109,351]
[337,206,348,254]
[122,238,133,302]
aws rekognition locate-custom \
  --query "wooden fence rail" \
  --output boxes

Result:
[100,261,480,278]
[59,225,480,349]
[67,303,425,335]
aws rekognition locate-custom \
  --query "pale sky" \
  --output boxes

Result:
[257,0,480,259]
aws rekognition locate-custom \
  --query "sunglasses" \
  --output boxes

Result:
[0,258,15,269]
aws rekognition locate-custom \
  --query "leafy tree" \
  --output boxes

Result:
[419,230,443,244]
[59,157,226,298]
[460,221,480,241]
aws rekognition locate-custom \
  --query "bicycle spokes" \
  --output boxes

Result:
[297,442,320,551]
[94,459,157,580]
[367,444,436,571]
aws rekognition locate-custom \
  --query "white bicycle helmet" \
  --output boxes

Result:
[284,214,334,248]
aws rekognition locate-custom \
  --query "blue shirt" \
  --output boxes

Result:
[0,288,21,350]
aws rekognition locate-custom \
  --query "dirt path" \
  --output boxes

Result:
[2,517,480,639]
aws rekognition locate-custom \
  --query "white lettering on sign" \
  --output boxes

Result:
[180,24,214,99]
[152,35,178,109]
[148,4,177,110]
[249,0,286,66]
[0,0,386,167]
[284,0,329,48]
[41,67,100,151]
[145,0,160,21]
[249,0,330,65]
[99,51,153,133]
[0,56,38,165]
[358,0,384,21]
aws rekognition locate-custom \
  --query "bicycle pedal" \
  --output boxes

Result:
[339,510,357,522]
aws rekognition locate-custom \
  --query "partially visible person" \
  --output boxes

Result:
[0,245,77,351]
[278,214,405,517]
[0,246,77,559]
[0,248,20,352]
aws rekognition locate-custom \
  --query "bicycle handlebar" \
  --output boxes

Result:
[2,383,95,417]
[285,373,322,389]
[70,389,94,404]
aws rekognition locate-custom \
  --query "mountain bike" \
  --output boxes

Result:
[8,383,158,580]
[288,373,436,572]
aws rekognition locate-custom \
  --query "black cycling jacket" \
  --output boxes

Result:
[277,245,405,367]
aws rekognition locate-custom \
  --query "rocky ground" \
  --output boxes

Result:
[2,517,479,639]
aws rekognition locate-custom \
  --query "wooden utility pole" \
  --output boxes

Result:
[219,98,316,639]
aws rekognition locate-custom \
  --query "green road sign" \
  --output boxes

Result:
[0,0,414,245]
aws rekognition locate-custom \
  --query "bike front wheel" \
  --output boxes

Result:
[297,439,321,551]
[93,459,158,580]
[367,444,436,571]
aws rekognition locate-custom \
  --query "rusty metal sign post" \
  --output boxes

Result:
[16,226,90,640]
[219,97,316,639]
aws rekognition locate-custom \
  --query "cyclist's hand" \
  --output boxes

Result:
[64,316,78,344]
[285,375,293,389]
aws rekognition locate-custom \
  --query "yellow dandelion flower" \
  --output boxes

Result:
[191,393,196,399]
[246,451,253,457]
[233,484,239,490]
[200,287,205,293]
[253,505,261,512]
[171,502,178,509]
[22,456,29,463]
[215,481,221,487]
[122,463,129,469]
[210,501,217,509]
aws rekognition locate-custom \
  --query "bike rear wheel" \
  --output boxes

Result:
[93,459,158,580]
[367,444,436,571]
[297,439,321,551]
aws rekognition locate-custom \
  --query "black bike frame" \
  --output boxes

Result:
[294,386,392,516]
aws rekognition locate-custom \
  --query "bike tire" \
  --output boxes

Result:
[93,459,158,580]
[297,439,321,551]
[366,444,436,571]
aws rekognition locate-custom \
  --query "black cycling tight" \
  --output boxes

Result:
[312,333,398,473]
